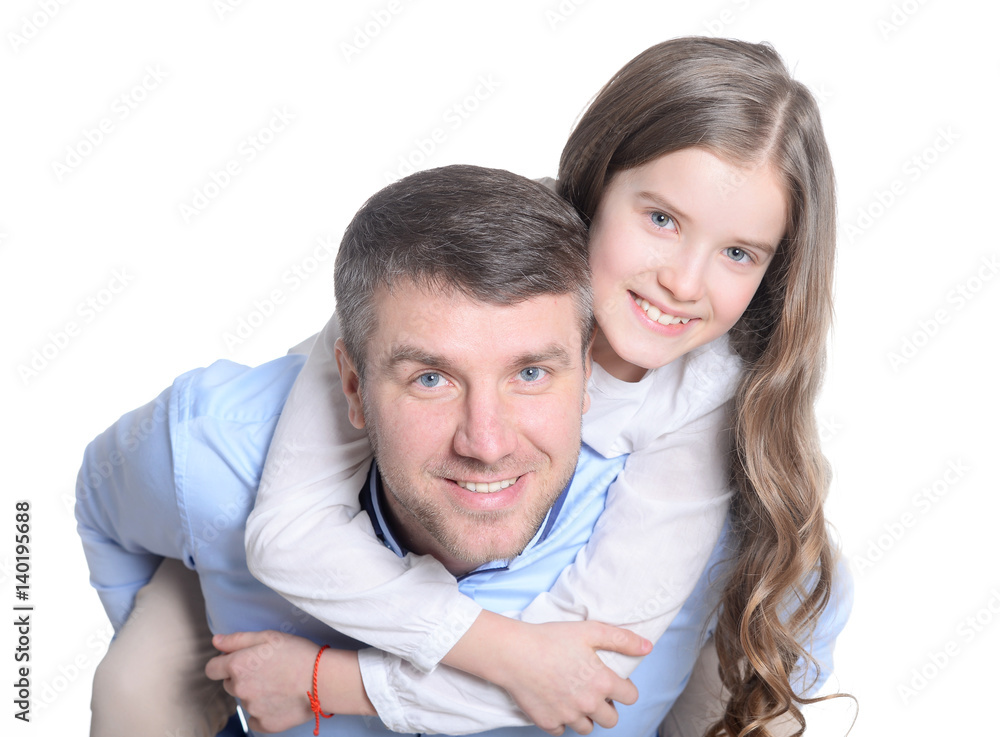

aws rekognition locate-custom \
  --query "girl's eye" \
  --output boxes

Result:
[417,373,445,388]
[518,367,547,382]
[649,211,677,230]
[725,247,753,264]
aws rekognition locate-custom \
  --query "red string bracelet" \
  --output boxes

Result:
[306,644,334,736]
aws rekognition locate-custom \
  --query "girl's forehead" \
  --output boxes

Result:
[607,148,789,244]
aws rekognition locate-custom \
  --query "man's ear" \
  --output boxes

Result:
[334,339,366,429]
[582,325,596,414]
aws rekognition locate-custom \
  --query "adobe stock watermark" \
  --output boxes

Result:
[340,0,405,62]
[878,0,930,40]
[851,458,969,574]
[818,414,844,444]
[51,65,168,182]
[30,621,115,715]
[887,254,998,371]
[221,234,338,352]
[545,0,590,30]
[383,74,500,184]
[7,0,71,53]
[702,0,751,37]
[897,587,1000,705]
[213,0,248,21]
[843,126,960,246]
[0,555,23,587]
[178,106,295,224]
[66,396,169,517]
[17,268,135,386]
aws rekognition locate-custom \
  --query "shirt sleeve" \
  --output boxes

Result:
[516,404,732,671]
[75,385,186,632]
[794,553,854,697]
[359,406,732,733]
[244,316,482,673]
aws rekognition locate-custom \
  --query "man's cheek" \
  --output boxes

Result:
[521,396,583,450]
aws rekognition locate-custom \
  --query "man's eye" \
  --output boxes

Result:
[518,367,548,382]
[417,373,445,388]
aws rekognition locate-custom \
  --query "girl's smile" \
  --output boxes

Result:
[588,147,788,382]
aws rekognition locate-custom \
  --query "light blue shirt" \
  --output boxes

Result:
[76,355,849,736]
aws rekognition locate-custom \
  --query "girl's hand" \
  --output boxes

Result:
[444,613,652,735]
[499,620,649,735]
[205,631,325,733]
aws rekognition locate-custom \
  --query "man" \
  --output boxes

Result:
[77,165,843,736]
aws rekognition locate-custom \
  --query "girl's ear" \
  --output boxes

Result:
[334,339,365,429]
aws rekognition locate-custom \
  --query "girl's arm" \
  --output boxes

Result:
[207,622,650,736]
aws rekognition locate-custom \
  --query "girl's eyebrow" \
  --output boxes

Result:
[735,237,777,256]
[635,190,777,256]
[635,190,690,221]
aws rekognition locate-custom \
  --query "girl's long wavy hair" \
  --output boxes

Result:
[558,37,844,736]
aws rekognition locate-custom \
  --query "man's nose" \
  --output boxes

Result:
[452,386,518,466]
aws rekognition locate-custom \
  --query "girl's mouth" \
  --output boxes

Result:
[631,292,695,326]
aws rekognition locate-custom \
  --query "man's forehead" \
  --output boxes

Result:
[367,282,584,371]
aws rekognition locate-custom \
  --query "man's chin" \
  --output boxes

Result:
[438,521,540,567]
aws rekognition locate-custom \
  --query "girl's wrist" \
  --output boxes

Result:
[441,610,522,687]
[318,649,377,716]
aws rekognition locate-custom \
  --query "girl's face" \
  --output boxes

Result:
[588,147,788,382]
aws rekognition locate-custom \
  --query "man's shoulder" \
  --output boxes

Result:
[160,356,305,548]
[171,354,307,426]
[167,354,307,497]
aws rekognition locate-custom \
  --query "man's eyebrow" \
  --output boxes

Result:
[509,345,575,370]
[635,190,778,256]
[382,343,575,374]
[384,345,454,373]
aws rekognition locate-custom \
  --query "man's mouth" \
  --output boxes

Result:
[632,293,693,325]
[454,476,521,493]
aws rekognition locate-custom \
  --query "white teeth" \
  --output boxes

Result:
[459,477,518,493]
[637,297,691,326]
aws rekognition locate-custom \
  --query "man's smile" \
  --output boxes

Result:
[453,475,522,493]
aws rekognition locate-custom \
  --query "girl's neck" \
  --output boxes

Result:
[592,329,649,383]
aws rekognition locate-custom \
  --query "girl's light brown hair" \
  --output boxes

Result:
[558,37,848,735]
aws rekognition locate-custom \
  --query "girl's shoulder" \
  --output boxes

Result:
[584,335,743,454]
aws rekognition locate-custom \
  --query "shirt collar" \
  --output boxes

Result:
[359,461,571,574]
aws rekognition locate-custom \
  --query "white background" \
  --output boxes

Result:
[2,0,997,734]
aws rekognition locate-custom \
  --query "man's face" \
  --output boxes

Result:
[336,280,590,575]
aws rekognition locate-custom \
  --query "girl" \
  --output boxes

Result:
[227,35,846,736]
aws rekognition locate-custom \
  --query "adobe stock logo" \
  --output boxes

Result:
[897,588,1000,705]
[17,268,135,386]
[51,66,168,182]
[7,0,71,53]
[887,255,998,372]
[178,107,296,223]
[842,127,960,246]
[340,1,406,62]
[851,459,970,574]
